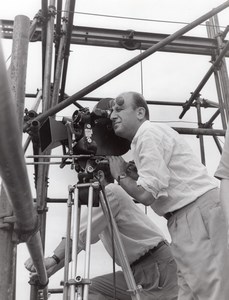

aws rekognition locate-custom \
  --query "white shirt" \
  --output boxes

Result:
[131,120,218,216]
[78,183,164,265]
[215,127,229,179]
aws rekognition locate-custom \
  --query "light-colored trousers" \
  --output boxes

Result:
[88,242,178,300]
[168,188,229,300]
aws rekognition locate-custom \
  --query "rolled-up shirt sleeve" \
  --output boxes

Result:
[78,206,105,251]
[133,128,170,200]
[78,187,120,251]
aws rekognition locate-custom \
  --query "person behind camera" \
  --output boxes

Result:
[25,163,178,300]
[108,91,229,300]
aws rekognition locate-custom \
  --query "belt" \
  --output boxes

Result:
[164,209,179,220]
[164,202,192,220]
[164,190,218,221]
[130,241,166,268]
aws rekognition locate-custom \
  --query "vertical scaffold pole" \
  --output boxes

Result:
[213,15,229,121]
[0,15,30,300]
[206,16,229,131]
[34,5,56,295]
[196,98,206,165]
[43,0,56,111]
[51,0,71,107]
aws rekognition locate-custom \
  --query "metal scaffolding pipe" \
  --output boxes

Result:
[48,288,63,294]
[0,15,30,300]
[0,38,48,287]
[213,14,229,121]
[78,96,218,108]
[41,0,48,82]
[23,90,42,153]
[0,188,16,300]
[36,1,56,261]
[196,100,206,165]
[173,127,225,136]
[24,94,219,108]
[204,108,221,128]
[212,135,223,154]
[51,0,71,107]
[8,15,30,131]
[54,0,62,69]
[35,158,49,250]
[4,20,229,57]
[213,71,227,127]
[59,0,76,101]
[43,0,56,111]
[23,0,229,130]
[206,19,228,129]
[179,39,229,119]
[29,15,39,41]
[26,232,48,287]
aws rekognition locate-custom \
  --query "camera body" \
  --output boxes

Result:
[39,99,130,157]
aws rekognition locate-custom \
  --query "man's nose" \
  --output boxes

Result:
[110,110,116,120]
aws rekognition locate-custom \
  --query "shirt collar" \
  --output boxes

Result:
[132,120,150,145]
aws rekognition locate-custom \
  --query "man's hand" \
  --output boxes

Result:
[24,256,58,278]
[108,156,128,180]
[24,257,36,273]
[126,160,139,180]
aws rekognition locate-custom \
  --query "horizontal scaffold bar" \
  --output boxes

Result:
[1,19,229,57]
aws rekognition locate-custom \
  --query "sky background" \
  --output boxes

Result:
[0,0,229,299]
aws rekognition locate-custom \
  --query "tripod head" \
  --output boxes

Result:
[75,156,108,207]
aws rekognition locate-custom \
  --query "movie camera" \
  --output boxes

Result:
[24,98,129,205]
[35,98,130,183]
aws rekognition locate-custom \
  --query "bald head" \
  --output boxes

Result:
[110,91,149,141]
[116,92,150,120]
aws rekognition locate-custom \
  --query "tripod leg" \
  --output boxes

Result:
[99,191,141,300]
[83,185,94,300]
[63,186,74,300]
[77,285,83,300]
[70,186,82,300]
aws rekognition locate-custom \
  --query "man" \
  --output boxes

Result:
[25,163,178,300]
[215,125,229,244]
[108,91,229,300]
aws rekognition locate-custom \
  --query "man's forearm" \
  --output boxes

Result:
[51,237,73,266]
[52,238,70,261]
[119,175,155,205]
[46,238,72,276]
[48,258,65,277]
[108,155,156,205]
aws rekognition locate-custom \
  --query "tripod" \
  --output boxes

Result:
[62,181,142,300]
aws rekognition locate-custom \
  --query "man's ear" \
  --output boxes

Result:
[137,107,146,120]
